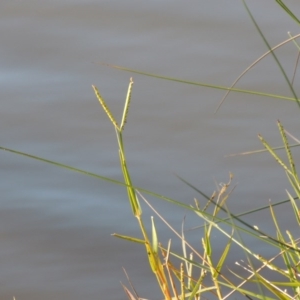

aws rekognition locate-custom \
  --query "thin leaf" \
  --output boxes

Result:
[276,0,300,24]
[105,64,297,102]
[187,271,207,300]
[216,237,232,274]
[176,174,300,253]
[243,0,300,108]
[286,190,300,225]
[269,203,285,246]
[277,121,297,178]
[117,131,141,217]
[226,142,300,157]
[111,233,145,244]
[258,134,293,177]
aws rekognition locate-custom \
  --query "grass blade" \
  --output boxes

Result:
[243,0,300,108]
[258,134,293,177]
[286,190,300,225]
[276,0,300,24]
[104,64,297,102]
[277,121,298,178]
[112,234,145,244]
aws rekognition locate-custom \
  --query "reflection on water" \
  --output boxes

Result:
[1,1,300,299]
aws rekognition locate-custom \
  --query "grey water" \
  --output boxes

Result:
[1,1,300,299]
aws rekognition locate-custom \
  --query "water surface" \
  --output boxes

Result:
[1,1,300,299]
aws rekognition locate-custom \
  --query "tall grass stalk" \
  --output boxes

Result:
[93,78,173,299]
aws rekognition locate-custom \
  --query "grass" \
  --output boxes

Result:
[2,1,300,299]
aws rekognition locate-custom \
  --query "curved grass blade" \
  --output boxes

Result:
[215,33,300,112]
[287,32,300,86]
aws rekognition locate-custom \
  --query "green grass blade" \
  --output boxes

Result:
[215,236,232,274]
[105,64,298,102]
[269,203,285,246]
[180,219,189,274]
[258,134,294,177]
[187,272,206,300]
[191,197,295,231]
[0,146,213,213]
[276,0,300,24]
[1,144,299,248]
[226,142,300,157]
[216,33,300,112]
[117,131,141,217]
[203,225,212,257]
[286,190,300,225]
[112,233,145,244]
[2,145,300,255]
[253,273,291,300]
[119,148,140,216]
[175,174,300,253]
[286,172,300,200]
[280,248,294,282]
[277,121,298,178]
[243,0,300,108]
[0,146,124,184]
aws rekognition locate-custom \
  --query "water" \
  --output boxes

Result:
[1,1,300,299]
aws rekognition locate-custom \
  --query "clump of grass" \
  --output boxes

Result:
[93,77,172,298]
[91,2,300,299]
[92,81,300,299]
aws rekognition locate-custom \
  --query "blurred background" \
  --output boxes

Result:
[1,1,300,299]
